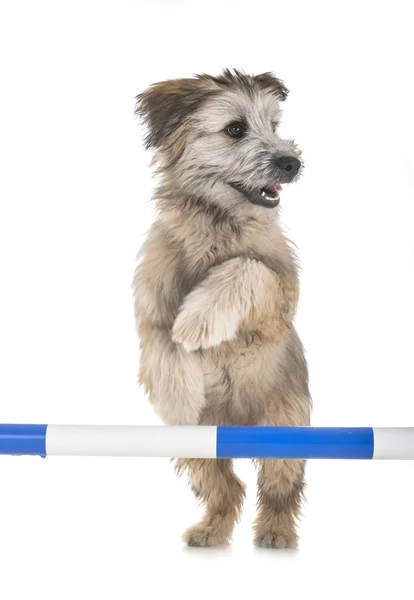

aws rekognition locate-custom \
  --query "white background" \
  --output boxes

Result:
[1,0,414,598]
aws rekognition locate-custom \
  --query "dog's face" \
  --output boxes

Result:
[136,70,302,210]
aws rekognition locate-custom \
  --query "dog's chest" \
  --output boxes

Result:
[157,216,295,325]
[180,218,281,282]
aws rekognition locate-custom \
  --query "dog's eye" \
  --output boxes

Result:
[226,121,247,139]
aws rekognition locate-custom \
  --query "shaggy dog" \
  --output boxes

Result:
[133,69,311,548]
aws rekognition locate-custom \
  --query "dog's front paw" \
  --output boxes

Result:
[172,307,239,352]
[171,315,206,352]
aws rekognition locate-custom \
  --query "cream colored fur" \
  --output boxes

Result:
[133,70,311,547]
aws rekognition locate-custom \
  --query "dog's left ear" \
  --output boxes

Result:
[255,72,289,101]
[135,78,214,149]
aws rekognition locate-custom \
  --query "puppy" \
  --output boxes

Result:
[133,69,311,548]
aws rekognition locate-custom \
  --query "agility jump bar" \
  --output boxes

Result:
[1,425,414,459]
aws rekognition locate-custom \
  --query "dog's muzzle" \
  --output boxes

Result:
[229,155,301,209]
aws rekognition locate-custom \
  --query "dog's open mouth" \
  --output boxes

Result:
[252,184,282,208]
[230,182,282,208]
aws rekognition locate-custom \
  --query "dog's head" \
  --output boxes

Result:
[135,69,302,210]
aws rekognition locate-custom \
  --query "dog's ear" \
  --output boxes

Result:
[135,78,214,149]
[255,72,289,101]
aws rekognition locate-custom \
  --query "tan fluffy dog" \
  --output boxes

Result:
[133,70,311,548]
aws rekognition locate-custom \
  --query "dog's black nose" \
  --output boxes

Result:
[275,156,301,177]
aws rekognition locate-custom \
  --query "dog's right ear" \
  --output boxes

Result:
[135,79,212,149]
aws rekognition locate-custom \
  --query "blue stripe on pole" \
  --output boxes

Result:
[0,424,47,456]
[216,427,375,459]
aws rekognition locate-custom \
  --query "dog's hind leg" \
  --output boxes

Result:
[253,457,305,549]
[176,458,246,547]
[253,385,310,549]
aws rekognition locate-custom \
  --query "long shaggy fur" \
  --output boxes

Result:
[133,69,311,548]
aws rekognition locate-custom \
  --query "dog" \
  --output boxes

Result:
[132,69,311,548]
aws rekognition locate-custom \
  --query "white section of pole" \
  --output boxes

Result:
[45,425,217,458]
[373,428,414,459]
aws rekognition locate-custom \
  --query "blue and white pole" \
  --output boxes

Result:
[1,425,414,459]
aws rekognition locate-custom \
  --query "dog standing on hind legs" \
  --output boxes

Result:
[133,69,311,548]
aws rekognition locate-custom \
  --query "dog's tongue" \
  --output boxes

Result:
[265,183,282,193]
